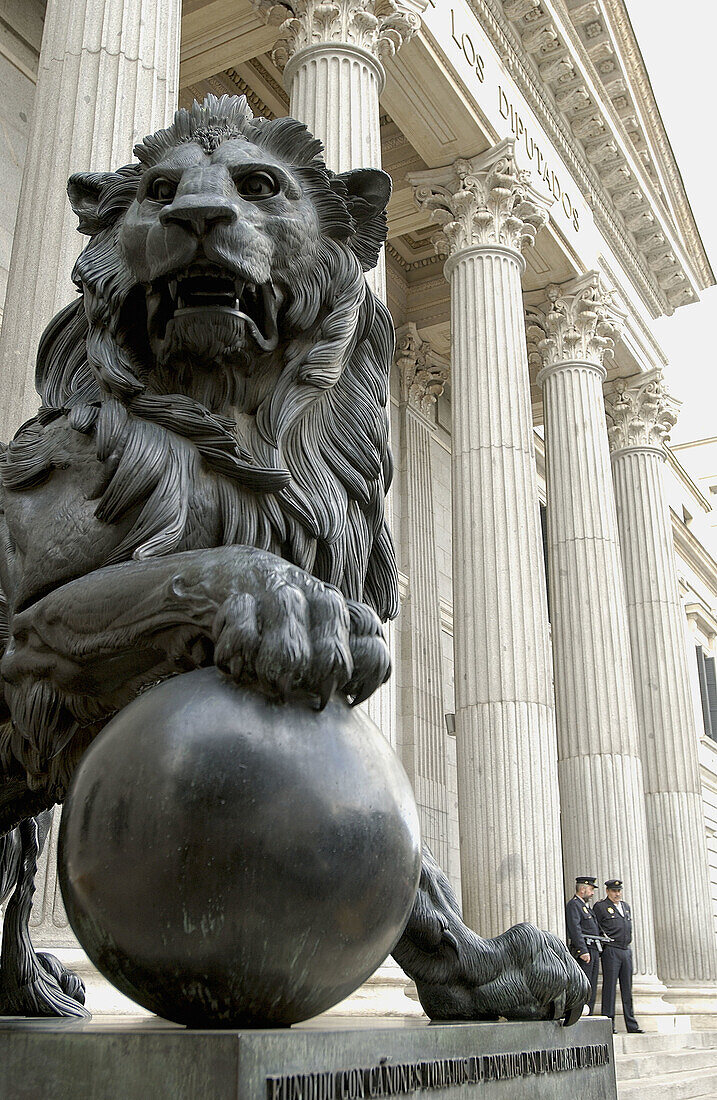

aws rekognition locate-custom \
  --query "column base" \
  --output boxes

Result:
[629,975,676,1030]
[661,983,717,1019]
[596,974,717,1032]
[324,957,426,1018]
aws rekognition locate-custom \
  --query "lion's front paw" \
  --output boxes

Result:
[490,923,590,1026]
[212,570,362,707]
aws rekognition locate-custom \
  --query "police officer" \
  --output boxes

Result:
[565,875,602,1013]
[594,878,643,1033]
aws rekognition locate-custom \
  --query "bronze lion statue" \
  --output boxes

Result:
[0,95,587,1023]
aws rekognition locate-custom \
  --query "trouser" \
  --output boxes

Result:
[601,945,639,1030]
[575,949,600,1014]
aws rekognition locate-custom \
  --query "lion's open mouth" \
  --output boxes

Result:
[146,263,281,354]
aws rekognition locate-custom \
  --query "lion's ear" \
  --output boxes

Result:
[334,168,392,273]
[67,172,115,235]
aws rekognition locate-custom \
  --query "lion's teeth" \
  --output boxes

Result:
[168,279,178,301]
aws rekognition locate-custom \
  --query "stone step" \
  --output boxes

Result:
[613,1030,717,1054]
[616,1047,717,1081]
[617,1066,717,1099]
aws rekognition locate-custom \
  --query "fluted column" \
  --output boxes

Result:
[0,0,181,440]
[250,0,426,755]
[251,0,425,302]
[0,0,180,977]
[396,324,450,869]
[606,374,717,992]
[410,142,562,936]
[530,274,660,986]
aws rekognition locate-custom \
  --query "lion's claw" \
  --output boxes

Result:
[563,998,584,1027]
[209,568,391,706]
[345,599,390,705]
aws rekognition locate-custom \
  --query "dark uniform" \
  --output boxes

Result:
[594,880,641,1032]
[565,879,602,1014]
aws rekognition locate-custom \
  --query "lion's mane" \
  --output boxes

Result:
[3,96,398,622]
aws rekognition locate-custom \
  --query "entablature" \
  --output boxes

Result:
[178,0,701,426]
[180,0,711,323]
[457,0,710,314]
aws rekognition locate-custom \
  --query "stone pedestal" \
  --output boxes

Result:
[410,142,563,937]
[0,1016,617,1100]
[607,373,717,995]
[530,275,661,992]
[0,0,181,440]
[396,324,450,869]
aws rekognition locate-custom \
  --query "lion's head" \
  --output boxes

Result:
[10,96,398,620]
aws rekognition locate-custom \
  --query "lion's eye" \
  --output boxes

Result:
[148,178,176,204]
[237,172,279,200]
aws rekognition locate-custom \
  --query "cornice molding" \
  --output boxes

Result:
[225,69,276,118]
[597,0,713,288]
[464,0,706,316]
[244,56,289,108]
[685,600,717,644]
[671,513,717,604]
[386,243,443,275]
[386,242,410,271]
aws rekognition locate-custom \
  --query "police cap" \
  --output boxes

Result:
[605,879,623,890]
[575,876,597,886]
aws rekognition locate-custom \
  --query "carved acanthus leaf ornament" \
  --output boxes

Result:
[527,272,625,369]
[395,323,448,416]
[605,371,678,452]
[409,141,550,259]
[250,0,427,69]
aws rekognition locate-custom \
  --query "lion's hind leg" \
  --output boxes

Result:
[391,845,589,1026]
[0,812,89,1017]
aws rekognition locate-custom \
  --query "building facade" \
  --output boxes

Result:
[2,0,717,1022]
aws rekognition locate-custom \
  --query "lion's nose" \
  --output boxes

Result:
[160,199,237,235]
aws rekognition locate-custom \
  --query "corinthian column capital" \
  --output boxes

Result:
[408,139,550,260]
[395,323,448,417]
[250,0,427,70]
[528,272,626,372]
[605,370,679,453]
